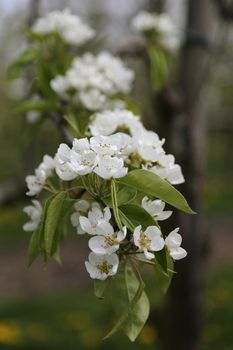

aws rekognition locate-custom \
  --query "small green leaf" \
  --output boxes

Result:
[119,204,156,231]
[28,194,56,267]
[119,169,195,214]
[28,229,40,267]
[154,248,174,294]
[16,99,56,114]
[44,191,68,256]
[8,47,38,78]
[148,47,168,91]
[106,262,150,341]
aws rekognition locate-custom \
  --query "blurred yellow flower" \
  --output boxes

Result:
[0,321,22,345]
[138,324,158,345]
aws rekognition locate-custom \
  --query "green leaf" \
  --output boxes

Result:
[119,169,195,214]
[28,194,56,267]
[148,47,168,91]
[16,99,56,114]
[119,204,156,232]
[27,193,74,267]
[28,229,40,267]
[8,47,38,79]
[103,185,137,207]
[106,262,150,342]
[44,191,68,256]
[154,248,174,295]
[94,280,109,299]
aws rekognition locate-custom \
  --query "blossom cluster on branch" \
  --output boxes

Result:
[9,8,193,342]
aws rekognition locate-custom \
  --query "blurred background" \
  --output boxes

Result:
[0,0,232,349]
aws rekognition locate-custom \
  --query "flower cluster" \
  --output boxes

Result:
[89,109,184,185]
[51,52,135,111]
[69,197,186,280]
[54,133,130,181]
[32,8,95,46]
[131,11,180,50]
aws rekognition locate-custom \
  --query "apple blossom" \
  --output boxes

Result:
[70,139,97,175]
[32,8,95,46]
[51,52,134,111]
[71,200,90,234]
[133,225,165,260]
[135,130,165,162]
[132,11,180,51]
[142,196,172,221]
[149,154,185,185]
[94,155,128,180]
[23,200,42,232]
[85,252,119,280]
[88,224,127,255]
[165,228,187,260]
[54,144,78,181]
[79,204,111,235]
[89,109,144,137]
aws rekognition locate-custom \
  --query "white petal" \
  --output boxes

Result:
[77,225,86,235]
[88,236,119,254]
[165,228,182,249]
[144,249,155,260]
[70,212,80,227]
[79,216,92,234]
[103,207,111,221]
[74,200,90,212]
[85,261,98,279]
[169,247,187,260]
[133,225,142,247]
[150,236,165,251]
[117,226,127,241]
[97,221,114,236]
[157,210,172,221]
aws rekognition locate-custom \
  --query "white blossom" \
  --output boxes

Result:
[89,109,143,137]
[149,154,185,185]
[54,144,77,181]
[79,89,107,111]
[26,170,46,196]
[133,225,165,260]
[132,11,158,32]
[94,155,128,180]
[50,75,70,99]
[32,8,95,46]
[23,200,42,231]
[89,225,127,254]
[70,200,90,234]
[135,130,165,162]
[90,133,132,157]
[165,228,187,260]
[38,155,55,177]
[79,204,111,235]
[26,155,55,196]
[141,196,172,221]
[51,52,134,110]
[132,11,180,51]
[70,138,97,175]
[85,252,119,280]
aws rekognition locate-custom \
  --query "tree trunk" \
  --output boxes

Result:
[159,1,212,349]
